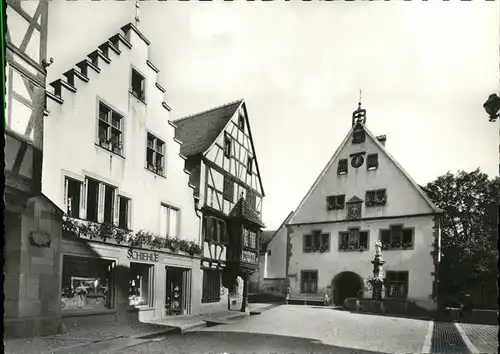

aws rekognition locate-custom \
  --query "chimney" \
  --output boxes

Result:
[376,135,386,146]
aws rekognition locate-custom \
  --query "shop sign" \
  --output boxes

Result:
[127,249,159,262]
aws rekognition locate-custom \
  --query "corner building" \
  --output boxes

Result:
[42,22,202,327]
[286,105,443,311]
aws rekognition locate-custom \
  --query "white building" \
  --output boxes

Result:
[42,21,203,326]
[286,104,442,310]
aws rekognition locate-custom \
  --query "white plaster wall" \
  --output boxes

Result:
[43,29,200,243]
[287,215,435,302]
[266,227,287,279]
[291,132,434,225]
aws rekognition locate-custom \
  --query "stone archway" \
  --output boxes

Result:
[332,271,364,306]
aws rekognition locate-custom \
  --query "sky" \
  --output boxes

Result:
[47,1,499,230]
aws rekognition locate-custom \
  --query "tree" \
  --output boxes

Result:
[425,169,498,308]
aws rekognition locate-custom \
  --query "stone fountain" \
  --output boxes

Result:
[369,240,386,301]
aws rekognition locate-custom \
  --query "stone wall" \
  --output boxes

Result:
[4,194,64,338]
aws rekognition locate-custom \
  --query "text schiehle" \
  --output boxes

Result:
[127,249,159,262]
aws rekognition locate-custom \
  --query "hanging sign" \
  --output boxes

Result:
[127,249,159,262]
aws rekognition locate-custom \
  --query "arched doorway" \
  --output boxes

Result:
[332,271,364,306]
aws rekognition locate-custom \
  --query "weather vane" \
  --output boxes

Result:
[135,0,140,27]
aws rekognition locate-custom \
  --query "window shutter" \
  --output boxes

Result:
[205,217,213,241]
[63,178,69,214]
[169,208,178,238]
[80,179,88,219]
[113,193,120,226]
[127,199,132,230]
[159,205,167,238]
[97,183,105,223]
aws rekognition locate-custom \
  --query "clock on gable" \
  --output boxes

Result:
[346,195,363,220]
[351,155,364,168]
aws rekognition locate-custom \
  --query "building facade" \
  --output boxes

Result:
[286,105,442,310]
[42,21,203,327]
[173,100,266,313]
[4,0,68,339]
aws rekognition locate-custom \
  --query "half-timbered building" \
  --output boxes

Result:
[4,0,68,338]
[172,100,266,313]
[286,103,443,312]
[40,16,203,327]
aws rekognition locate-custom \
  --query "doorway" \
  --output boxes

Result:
[332,271,364,306]
[165,267,192,316]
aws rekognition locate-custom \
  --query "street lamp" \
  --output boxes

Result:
[483,93,500,122]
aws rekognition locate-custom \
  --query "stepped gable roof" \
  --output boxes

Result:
[171,100,244,157]
[228,195,266,228]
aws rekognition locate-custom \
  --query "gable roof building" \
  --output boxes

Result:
[285,103,442,311]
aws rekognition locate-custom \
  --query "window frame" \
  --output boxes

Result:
[337,159,348,175]
[65,177,83,219]
[146,132,166,177]
[365,188,387,207]
[367,153,379,170]
[385,271,409,299]
[202,269,221,303]
[96,101,124,157]
[247,155,253,174]
[352,130,366,144]
[204,216,227,244]
[300,270,318,294]
[130,67,146,102]
[326,194,345,210]
[118,195,131,230]
[160,204,180,238]
[303,231,330,253]
[128,262,154,308]
[379,225,415,250]
[338,228,369,251]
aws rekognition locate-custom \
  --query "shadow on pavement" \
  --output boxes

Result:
[130,330,388,354]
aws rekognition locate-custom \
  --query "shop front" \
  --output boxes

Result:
[59,237,202,328]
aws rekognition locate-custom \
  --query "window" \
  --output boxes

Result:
[385,271,409,298]
[98,103,123,155]
[380,225,414,250]
[367,154,379,170]
[129,263,153,307]
[202,270,221,303]
[204,216,227,243]
[339,228,368,251]
[61,255,114,311]
[131,68,145,101]
[223,177,234,202]
[65,178,82,218]
[146,133,165,176]
[247,189,257,209]
[301,270,318,294]
[303,231,330,253]
[84,178,118,224]
[337,159,348,175]
[326,195,345,210]
[238,114,245,130]
[267,249,271,256]
[247,156,253,174]
[160,204,179,238]
[365,189,387,207]
[242,228,257,249]
[118,196,131,230]
[103,184,115,224]
[352,130,366,144]
[86,179,100,222]
[224,133,232,158]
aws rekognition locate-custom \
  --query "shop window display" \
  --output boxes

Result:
[129,263,153,307]
[61,256,114,310]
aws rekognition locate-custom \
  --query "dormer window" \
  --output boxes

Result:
[131,68,145,101]
[337,159,348,175]
[326,195,345,210]
[224,134,232,157]
[366,189,387,207]
[238,114,245,131]
[352,130,365,144]
[367,153,379,170]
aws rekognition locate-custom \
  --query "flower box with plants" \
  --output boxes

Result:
[62,216,202,257]
[339,241,366,252]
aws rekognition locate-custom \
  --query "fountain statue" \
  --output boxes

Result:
[370,240,386,301]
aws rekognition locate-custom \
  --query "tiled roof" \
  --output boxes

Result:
[172,100,244,157]
[228,195,266,228]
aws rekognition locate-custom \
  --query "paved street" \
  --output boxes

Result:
[104,305,430,354]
